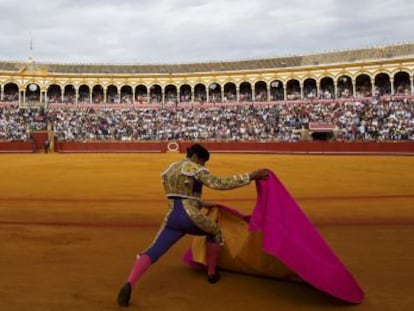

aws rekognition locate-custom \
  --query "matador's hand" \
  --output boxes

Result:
[249,169,269,181]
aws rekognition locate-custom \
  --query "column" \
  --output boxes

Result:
[89,92,92,105]
[267,85,271,102]
[75,88,79,104]
[132,88,135,104]
[300,81,304,100]
[103,89,107,104]
[0,86,3,101]
[317,80,321,99]
[283,86,287,101]
[252,88,255,102]
[191,86,194,103]
[236,86,240,102]
[352,79,356,98]
[43,91,48,107]
[334,82,338,99]
[221,88,225,103]
[177,88,181,104]
[390,79,394,96]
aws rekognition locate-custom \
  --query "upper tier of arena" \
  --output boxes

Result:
[1,43,414,74]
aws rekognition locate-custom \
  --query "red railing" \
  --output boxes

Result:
[0,142,34,153]
[55,141,167,153]
[54,141,414,155]
[1,140,413,155]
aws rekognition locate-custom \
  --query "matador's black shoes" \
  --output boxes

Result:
[207,272,221,284]
[117,282,132,307]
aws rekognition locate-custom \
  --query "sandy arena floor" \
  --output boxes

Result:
[0,153,413,311]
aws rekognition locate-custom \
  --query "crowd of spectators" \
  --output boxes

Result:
[1,99,413,142]
[0,106,47,141]
[48,99,414,142]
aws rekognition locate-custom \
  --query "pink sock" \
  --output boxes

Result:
[207,243,220,276]
[127,254,152,286]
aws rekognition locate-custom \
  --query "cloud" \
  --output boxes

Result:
[0,0,412,63]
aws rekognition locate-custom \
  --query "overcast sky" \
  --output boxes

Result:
[0,0,413,64]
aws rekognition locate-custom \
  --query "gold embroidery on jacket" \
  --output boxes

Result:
[160,158,250,237]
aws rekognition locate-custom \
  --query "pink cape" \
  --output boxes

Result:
[184,171,364,303]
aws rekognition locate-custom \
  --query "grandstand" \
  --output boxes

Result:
[0,43,413,153]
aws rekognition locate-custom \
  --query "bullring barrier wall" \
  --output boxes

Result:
[177,141,414,154]
[2,141,413,154]
[51,141,414,155]
[55,141,168,153]
[0,142,34,153]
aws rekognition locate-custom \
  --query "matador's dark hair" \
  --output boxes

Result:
[186,143,210,162]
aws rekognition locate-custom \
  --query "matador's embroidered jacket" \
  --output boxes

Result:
[161,158,251,235]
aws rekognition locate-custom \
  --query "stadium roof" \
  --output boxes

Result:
[1,43,414,75]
